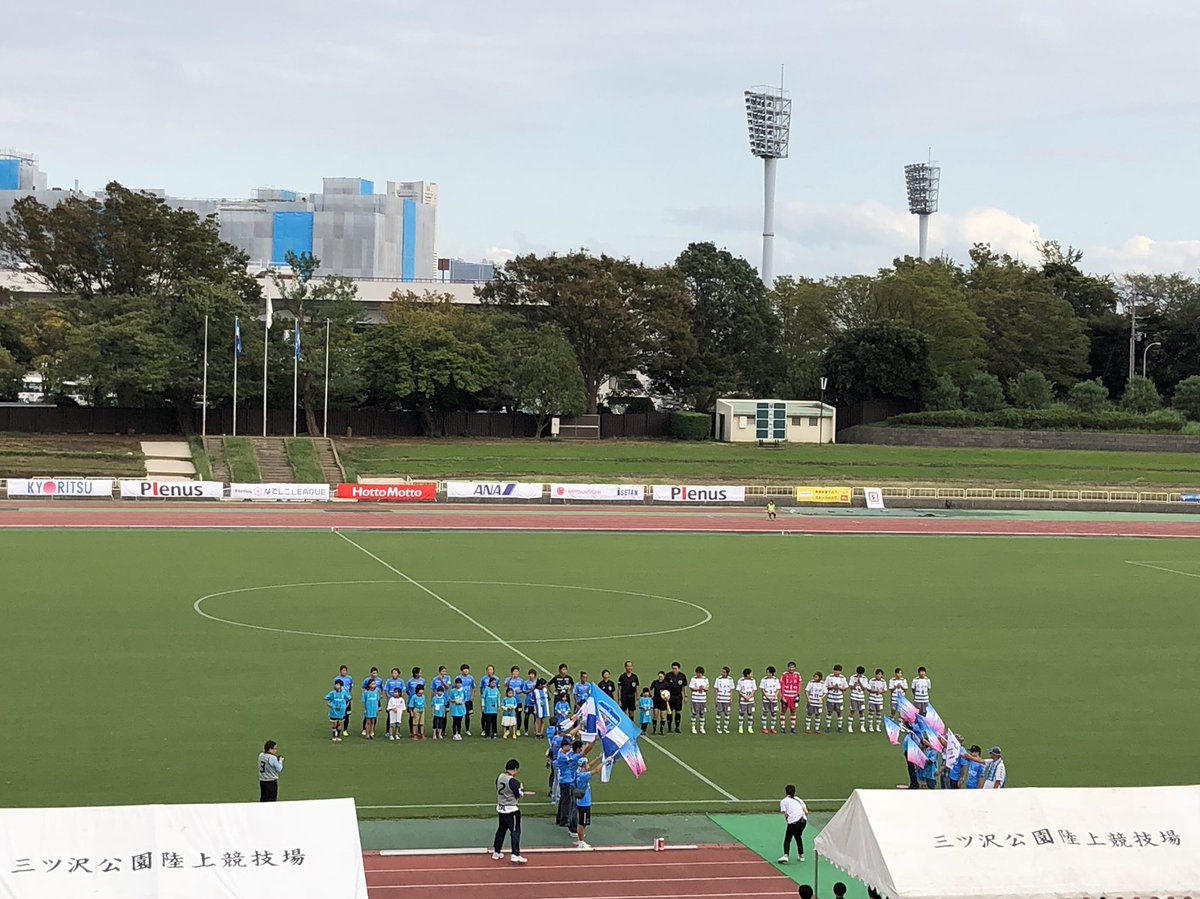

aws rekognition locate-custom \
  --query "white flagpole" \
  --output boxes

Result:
[262,301,271,437]
[323,318,330,438]
[201,315,209,438]
[232,318,239,437]
[292,319,299,438]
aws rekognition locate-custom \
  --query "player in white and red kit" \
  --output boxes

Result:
[804,673,826,734]
[779,661,803,734]
[759,666,782,734]
[847,666,868,734]
[824,664,848,734]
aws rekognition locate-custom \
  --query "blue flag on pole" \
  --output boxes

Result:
[294,318,301,360]
[589,683,647,778]
[235,318,242,358]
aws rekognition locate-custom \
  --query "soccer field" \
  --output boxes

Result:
[2,529,1196,817]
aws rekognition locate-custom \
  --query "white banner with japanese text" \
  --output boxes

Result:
[550,483,644,501]
[229,483,331,502]
[0,797,367,899]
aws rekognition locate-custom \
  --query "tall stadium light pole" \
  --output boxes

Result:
[745,73,792,288]
[904,158,941,260]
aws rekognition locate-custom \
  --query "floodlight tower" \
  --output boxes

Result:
[745,74,792,287]
[904,158,941,259]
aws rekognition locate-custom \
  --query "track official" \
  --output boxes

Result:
[257,740,284,802]
[493,759,533,864]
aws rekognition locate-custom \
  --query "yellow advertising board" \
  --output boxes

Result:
[794,485,853,504]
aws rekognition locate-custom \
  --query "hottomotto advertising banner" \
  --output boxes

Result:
[0,797,367,899]
[652,485,746,503]
[335,483,437,502]
[445,481,544,499]
[120,480,224,500]
[229,483,330,502]
[550,483,645,502]
[6,478,114,498]
[794,485,852,504]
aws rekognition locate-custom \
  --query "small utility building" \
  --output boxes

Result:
[715,398,836,445]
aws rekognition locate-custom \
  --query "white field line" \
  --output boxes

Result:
[1124,560,1200,579]
[336,530,741,801]
[359,798,830,811]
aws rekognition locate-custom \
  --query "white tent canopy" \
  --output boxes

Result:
[814,785,1200,899]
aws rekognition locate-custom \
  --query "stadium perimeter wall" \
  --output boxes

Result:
[839,424,1200,453]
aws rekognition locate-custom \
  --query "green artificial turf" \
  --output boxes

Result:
[0,530,1197,816]
[335,438,1200,488]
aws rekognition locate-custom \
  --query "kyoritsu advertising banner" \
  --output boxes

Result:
[6,479,114,498]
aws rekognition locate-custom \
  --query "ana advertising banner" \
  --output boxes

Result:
[0,797,368,899]
[550,483,645,502]
[6,478,114,498]
[335,483,437,502]
[119,481,224,500]
[794,485,852,504]
[229,483,330,502]
[651,485,746,503]
[445,481,544,500]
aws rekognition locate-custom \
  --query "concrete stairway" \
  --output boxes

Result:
[250,438,296,482]
[311,438,345,484]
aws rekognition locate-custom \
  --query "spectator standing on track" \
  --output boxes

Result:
[618,661,640,717]
[493,758,533,864]
[983,746,1006,788]
[664,661,687,733]
[777,784,807,863]
[257,740,283,802]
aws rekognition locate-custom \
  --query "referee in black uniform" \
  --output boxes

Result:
[663,661,687,733]
[617,660,639,716]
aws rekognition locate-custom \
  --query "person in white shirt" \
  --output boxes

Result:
[759,666,782,734]
[688,666,710,735]
[912,667,932,714]
[777,784,808,863]
[386,688,407,741]
[735,668,757,735]
[713,667,735,735]
[888,668,908,718]
[983,746,1006,788]
[804,673,826,734]
[847,666,869,735]
[824,664,848,734]
[866,669,888,734]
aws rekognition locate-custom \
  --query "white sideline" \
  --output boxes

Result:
[377,844,700,857]
[335,530,742,801]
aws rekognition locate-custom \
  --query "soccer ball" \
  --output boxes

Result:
[660,690,671,702]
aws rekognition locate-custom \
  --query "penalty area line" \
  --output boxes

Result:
[334,529,742,803]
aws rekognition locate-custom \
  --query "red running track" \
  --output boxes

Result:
[363,847,801,899]
[1,502,1199,537]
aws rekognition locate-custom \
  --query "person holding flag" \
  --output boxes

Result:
[572,753,607,849]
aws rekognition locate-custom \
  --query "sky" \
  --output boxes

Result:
[9,0,1200,278]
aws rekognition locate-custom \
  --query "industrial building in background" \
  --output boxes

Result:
[744,75,791,288]
[0,151,444,281]
[904,157,941,260]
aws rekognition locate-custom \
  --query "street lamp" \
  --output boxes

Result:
[1143,341,1161,378]
[745,73,792,288]
[904,159,941,260]
[819,376,828,446]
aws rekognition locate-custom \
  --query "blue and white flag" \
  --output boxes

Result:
[234,318,242,358]
[293,317,301,360]
[590,683,647,778]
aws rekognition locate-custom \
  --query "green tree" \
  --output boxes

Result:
[360,297,494,434]
[1008,369,1053,409]
[1120,374,1162,413]
[873,257,985,382]
[1039,241,1118,320]
[665,242,780,409]
[966,244,1090,388]
[269,252,364,435]
[823,322,935,406]
[494,325,586,435]
[1172,375,1200,421]
[479,251,691,414]
[923,373,961,411]
[963,371,1006,412]
[1068,378,1110,412]
[0,344,19,400]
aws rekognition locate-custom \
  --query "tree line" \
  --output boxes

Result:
[1,182,1199,433]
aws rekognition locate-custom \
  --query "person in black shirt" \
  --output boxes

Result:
[551,663,574,698]
[597,669,617,701]
[617,660,639,716]
[663,661,687,733]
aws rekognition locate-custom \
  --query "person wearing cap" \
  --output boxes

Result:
[983,746,1007,788]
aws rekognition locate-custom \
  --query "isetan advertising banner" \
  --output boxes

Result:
[6,479,114,498]
[335,483,437,502]
[651,485,746,503]
[550,483,644,502]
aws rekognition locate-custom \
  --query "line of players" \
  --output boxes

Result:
[672,663,932,735]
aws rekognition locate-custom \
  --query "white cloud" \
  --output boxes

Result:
[1084,236,1200,276]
